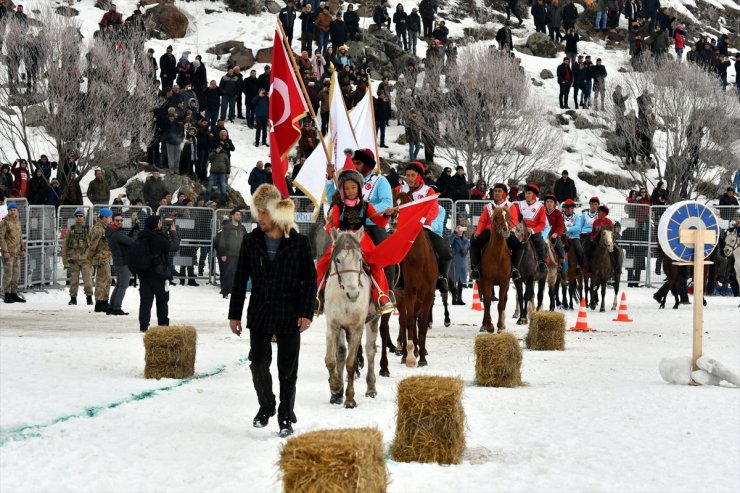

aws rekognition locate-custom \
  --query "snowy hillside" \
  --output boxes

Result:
[4,0,738,205]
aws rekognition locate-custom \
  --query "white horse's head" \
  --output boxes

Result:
[724,227,738,258]
[601,228,614,253]
[330,228,365,303]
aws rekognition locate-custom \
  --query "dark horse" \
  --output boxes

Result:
[654,248,707,309]
[387,191,438,367]
[558,236,582,310]
[585,226,621,312]
[479,207,511,333]
[512,222,548,325]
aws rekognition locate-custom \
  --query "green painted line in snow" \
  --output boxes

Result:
[0,356,250,447]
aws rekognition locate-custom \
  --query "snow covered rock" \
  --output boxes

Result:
[144,4,188,39]
[540,69,554,79]
[659,356,740,387]
[659,357,692,385]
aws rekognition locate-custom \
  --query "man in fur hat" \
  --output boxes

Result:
[228,184,317,438]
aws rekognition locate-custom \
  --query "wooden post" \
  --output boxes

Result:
[678,229,716,374]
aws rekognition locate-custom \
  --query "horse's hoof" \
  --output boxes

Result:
[516,318,527,325]
[497,327,505,333]
[365,390,377,398]
[418,360,428,367]
[344,400,357,409]
[405,359,416,368]
[379,369,390,377]
[330,394,344,405]
[600,307,605,313]
[444,319,451,327]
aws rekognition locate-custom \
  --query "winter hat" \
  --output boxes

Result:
[145,215,161,230]
[270,199,298,238]
[562,199,576,208]
[544,194,557,203]
[338,169,364,197]
[598,205,610,215]
[205,200,217,209]
[252,183,282,212]
[99,208,113,218]
[524,183,540,196]
[405,161,425,177]
[352,149,375,169]
[74,208,85,217]
[7,203,17,210]
[493,183,508,194]
[589,196,600,204]
[180,53,189,61]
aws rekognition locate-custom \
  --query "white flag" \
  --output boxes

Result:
[349,88,379,165]
[329,71,358,167]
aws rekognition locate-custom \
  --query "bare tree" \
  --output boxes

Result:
[605,57,740,202]
[410,46,561,185]
[0,11,156,201]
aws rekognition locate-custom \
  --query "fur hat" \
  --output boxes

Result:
[338,169,364,191]
[598,205,610,215]
[352,148,375,169]
[405,161,425,176]
[493,183,508,194]
[252,184,282,212]
[525,183,540,195]
[270,199,298,238]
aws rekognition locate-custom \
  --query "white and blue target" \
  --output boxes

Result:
[657,201,720,262]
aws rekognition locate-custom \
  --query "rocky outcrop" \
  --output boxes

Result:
[526,32,558,58]
[256,47,273,63]
[540,69,554,79]
[144,4,188,39]
[347,28,420,79]
[207,41,255,70]
[55,6,79,17]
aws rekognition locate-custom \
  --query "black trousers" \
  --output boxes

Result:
[249,330,300,422]
[551,236,565,262]
[425,229,452,282]
[221,256,239,295]
[138,276,169,332]
[559,82,571,108]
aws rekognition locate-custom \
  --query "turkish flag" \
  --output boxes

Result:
[367,194,439,269]
[269,27,308,197]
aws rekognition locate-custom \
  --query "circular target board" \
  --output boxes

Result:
[657,201,720,262]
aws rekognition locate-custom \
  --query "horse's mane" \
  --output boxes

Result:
[331,229,362,259]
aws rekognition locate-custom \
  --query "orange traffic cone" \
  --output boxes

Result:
[569,298,592,332]
[612,292,633,322]
[471,282,483,311]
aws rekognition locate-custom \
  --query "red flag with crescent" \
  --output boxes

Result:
[269,27,308,197]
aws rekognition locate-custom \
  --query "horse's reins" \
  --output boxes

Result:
[329,244,364,290]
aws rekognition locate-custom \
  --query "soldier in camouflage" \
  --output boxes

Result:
[61,208,94,306]
[86,208,113,312]
[0,203,27,303]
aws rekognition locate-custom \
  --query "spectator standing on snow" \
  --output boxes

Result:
[218,208,247,300]
[547,0,563,43]
[0,202,26,304]
[553,170,577,202]
[159,45,177,91]
[252,88,270,148]
[592,58,608,111]
[86,168,110,204]
[557,56,573,109]
[219,68,240,122]
[532,0,547,33]
[279,0,297,45]
[249,161,268,195]
[106,211,138,315]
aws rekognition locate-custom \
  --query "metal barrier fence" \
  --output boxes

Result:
[2,198,738,294]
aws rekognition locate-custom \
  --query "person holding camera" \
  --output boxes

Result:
[106,211,139,315]
[137,215,180,333]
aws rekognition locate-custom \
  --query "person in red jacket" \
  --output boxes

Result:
[510,183,548,273]
[10,159,30,198]
[544,194,565,273]
[469,183,525,281]
[396,161,452,291]
[316,167,394,316]
[100,4,122,28]
[585,204,620,272]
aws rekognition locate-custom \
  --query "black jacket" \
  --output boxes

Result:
[553,177,577,203]
[344,10,360,31]
[203,87,221,113]
[228,228,317,334]
[242,76,260,103]
[106,224,138,267]
[159,53,177,81]
[407,12,421,32]
[137,228,180,280]
[496,27,513,49]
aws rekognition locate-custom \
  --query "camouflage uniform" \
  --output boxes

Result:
[86,220,112,302]
[61,223,93,297]
[0,212,24,294]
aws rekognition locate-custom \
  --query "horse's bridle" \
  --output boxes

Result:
[329,244,364,290]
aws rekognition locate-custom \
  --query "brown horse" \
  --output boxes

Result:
[585,226,621,312]
[560,236,582,310]
[654,249,707,309]
[391,191,438,367]
[479,207,511,333]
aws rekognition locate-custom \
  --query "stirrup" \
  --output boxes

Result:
[377,292,395,315]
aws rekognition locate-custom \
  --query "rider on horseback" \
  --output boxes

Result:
[316,166,395,316]
[469,182,525,281]
[585,205,620,270]
[511,184,549,274]
[562,199,585,275]
[544,194,566,274]
[579,197,600,257]
[396,161,453,292]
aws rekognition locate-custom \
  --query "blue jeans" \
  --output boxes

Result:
[204,109,218,129]
[595,11,607,30]
[208,172,228,203]
[317,31,329,53]
[409,141,420,160]
[110,265,131,310]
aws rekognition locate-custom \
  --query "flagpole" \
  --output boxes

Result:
[276,20,331,164]
[366,84,380,173]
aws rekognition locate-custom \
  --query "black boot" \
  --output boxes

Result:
[534,235,548,273]
[278,416,294,437]
[4,293,16,304]
[86,295,93,306]
[253,406,276,428]
[94,300,106,312]
[456,282,466,305]
[469,246,481,281]
[69,297,77,305]
[187,279,199,286]
[511,247,524,280]
[12,293,26,303]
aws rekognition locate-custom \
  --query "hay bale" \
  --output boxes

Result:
[525,311,566,351]
[280,427,388,493]
[143,325,197,379]
[474,332,522,387]
[390,376,465,465]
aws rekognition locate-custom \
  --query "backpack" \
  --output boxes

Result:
[127,237,153,275]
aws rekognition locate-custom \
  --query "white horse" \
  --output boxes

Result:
[722,223,740,307]
[324,228,380,409]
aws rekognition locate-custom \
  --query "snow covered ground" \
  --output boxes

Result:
[1,285,739,492]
